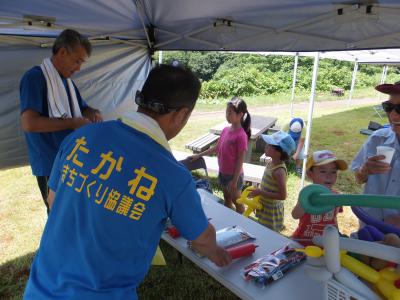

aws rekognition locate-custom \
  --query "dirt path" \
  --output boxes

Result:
[191,97,380,121]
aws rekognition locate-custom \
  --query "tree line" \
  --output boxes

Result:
[157,51,399,99]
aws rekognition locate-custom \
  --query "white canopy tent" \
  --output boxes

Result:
[2,0,400,169]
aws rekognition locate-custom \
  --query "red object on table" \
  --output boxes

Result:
[227,243,257,259]
[167,226,180,238]
[394,279,400,289]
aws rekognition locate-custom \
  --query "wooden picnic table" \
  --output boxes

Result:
[209,115,277,162]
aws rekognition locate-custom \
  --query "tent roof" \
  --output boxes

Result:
[250,49,400,64]
[319,49,400,64]
[2,1,400,52]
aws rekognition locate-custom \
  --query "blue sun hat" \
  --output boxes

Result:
[288,118,304,143]
[261,131,296,156]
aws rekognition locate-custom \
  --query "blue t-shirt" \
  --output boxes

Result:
[23,120,208,300]
[20,66,87,176]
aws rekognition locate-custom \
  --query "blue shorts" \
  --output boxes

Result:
[217,172,244,191]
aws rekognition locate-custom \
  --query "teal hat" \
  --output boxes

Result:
[261,131,296,156]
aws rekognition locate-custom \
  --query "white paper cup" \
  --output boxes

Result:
[376,146,395,164]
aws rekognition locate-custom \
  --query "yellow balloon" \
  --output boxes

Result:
[381,267,400,282]
[296,245,324,258]
[341,254,380,283]
[377,278,397,299]
[237,186,262,217]
[390,289,400,300]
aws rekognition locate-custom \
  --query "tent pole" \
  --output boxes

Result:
[378,65,388,101]
[383,65,388,83]
[158,51,163,64]
[347,59,358,106]
[300,52,320,188]
[290,53,299,118]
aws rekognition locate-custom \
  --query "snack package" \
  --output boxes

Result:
[242,244,305,287]
[216,226,255,248]
[188,225,255,257]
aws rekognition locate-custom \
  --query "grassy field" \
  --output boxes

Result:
[0,98,384,299]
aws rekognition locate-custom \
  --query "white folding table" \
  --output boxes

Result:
[162,189,324,300]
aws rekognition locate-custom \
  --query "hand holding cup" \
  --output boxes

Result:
[376,146,395,164]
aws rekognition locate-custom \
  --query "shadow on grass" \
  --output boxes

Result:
[138,241,239,300]
[307,105,383,193]
[0,243,239,300]
[0,251,34,299]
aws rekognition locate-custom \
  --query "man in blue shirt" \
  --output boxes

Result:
[352,81,400,224]
[23,65,232,300]
[20,29,102,213]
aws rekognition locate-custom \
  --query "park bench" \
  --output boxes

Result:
[331,87,345,96]
[267,125,281,134]
[173,150,265,186]
[254,125,281,152]
[185,133,219,153]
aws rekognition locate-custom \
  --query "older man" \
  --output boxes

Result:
[20,29,102,213]
[352,81,400,224]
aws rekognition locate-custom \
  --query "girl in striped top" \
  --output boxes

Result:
[248,131,295,232]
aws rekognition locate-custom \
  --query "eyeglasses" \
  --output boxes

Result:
[382,101,400,114]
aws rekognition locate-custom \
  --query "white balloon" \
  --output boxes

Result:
[314,235,400,264]
[323,226,341,274]
[304,264,333,282]
[334,268,380,300]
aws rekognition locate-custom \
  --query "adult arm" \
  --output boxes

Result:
[48,189,55,210]
[82,106,103,123]
[70,80,103,123]
[191,223,232,267]
[384,214,400,227]
[352,135,391,184]
[21,109,90,132]
[170,176,231,266]
[354,155,391,184]
[189,145,217,161]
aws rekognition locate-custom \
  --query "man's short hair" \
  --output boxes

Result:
[52,29,92,56]
[139,65,201,113]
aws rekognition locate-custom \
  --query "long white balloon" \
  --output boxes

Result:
[323,225,341,274]
[313,235,400,263]
[334,268,381,300]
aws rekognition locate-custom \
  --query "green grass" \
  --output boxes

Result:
[0,101,385,299]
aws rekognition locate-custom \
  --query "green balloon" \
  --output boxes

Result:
[299,184,400,215]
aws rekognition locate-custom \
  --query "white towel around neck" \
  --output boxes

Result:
[40,58,82,118]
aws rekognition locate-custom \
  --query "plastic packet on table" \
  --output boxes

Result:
[242,244,306,287]
[216,225,255,248]
[188,225,255,257]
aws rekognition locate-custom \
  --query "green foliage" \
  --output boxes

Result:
[156,51,398,100]
[202,66,288,98]
[159,51,231,81]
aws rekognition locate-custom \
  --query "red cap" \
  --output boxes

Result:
[375,81,400,95]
